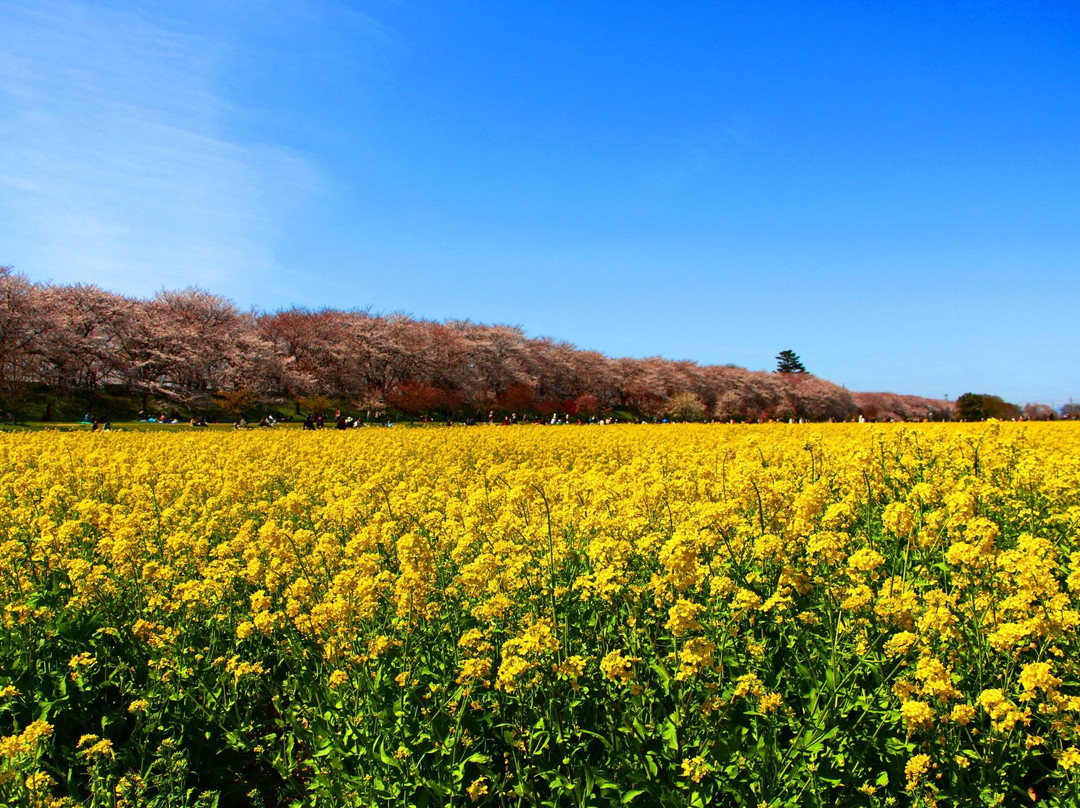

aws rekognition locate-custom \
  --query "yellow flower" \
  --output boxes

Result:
[914,657,961,702]
[4,419,1080,806]
[495,655,532,693]
[250,590,272,613]
[949,704,975,725]
[68,652,96,679]
[369,635,401,657]
[840,583,874,612]
[846,548,885,575]
[905,754,932,790]
[730,587,763,614]
[883,631,918,657]
[600,650,638,685]
[1,720,54,759]
[759,692,783,713]
[665,598,704,637]
[79,736,115,760]
[675,638,715,681]
[977,689,1030,733]
[901,701,935,735]
[224,656,266,681]
[680,755,711,783]
[554,655,587,681]
[1058,747,1080,770]
[456,657,493,686]
[734,673,764,699]
[882,502,917,538]
[466,776,489,802]
[24,771,55,792]
[917,590,959,640]
[1019,661,1062,700]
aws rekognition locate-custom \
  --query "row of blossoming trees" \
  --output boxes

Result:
[0,267,948,422]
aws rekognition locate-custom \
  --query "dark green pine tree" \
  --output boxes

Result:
[775,349,807,374]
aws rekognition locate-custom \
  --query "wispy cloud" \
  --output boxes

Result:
[0,0,322,300]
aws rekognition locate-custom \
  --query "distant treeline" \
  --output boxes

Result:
[0,267,1050,422]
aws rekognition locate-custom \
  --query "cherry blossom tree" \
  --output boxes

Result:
[0,267,52,416]
[0,273,951,423]
[667,392,706,421]
[853,392,952,422]
[35,284,129,392]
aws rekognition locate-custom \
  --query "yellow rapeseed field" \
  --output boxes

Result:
[2,422,1079,807]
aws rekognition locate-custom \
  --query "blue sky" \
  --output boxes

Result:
[1,1,1078,406]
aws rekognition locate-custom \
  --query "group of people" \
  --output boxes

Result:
[82,413,112,431]
[484,411,618,426]
[302,413,391,430]
[84,408,624,432]
[233,414,279,429]
[136,410,182,424]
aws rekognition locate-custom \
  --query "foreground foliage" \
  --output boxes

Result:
[2,423,1080,807]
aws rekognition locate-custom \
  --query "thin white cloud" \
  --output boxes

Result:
[0,0,321,300]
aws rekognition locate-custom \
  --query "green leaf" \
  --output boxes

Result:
[661,719,679,754]
[378,742,395,766]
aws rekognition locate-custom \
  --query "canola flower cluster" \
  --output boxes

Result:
[1,422,1080,807]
